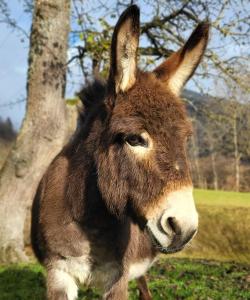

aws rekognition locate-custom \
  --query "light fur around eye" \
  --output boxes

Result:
[126,132,153,158]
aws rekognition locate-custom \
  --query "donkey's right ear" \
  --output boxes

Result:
[108,5,140,95]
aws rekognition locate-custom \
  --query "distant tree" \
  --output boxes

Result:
[0,0,70,263]
[0,118,16,141]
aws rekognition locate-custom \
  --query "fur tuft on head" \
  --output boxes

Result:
[77,79,107,122]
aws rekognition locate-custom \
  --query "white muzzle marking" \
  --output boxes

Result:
[147,186,198,250]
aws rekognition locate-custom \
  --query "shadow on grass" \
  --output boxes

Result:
[0,266,46,300]
[0,265,99,300]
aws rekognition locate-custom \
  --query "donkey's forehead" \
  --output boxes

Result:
[111,73,191,134]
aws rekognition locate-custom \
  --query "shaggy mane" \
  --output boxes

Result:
[77,78,107,122]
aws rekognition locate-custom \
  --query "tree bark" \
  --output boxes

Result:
[0,0,71,263]
[211,151,218,190]
[208,134,218,190]
[233,110,240,192]
[190,129,203,189]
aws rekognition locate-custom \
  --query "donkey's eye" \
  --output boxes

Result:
[125,134,148,147]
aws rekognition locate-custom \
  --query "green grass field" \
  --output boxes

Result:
[194,189,250,207]
[0,189,249,299]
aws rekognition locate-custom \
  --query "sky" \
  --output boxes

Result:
[0,1,30,128]
[0,0,248,129]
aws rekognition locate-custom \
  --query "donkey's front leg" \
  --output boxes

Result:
[47,268,78,300]
[136,276,152,300]
[103,275,128,300]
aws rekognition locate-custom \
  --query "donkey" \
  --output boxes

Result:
[31,5,209,300]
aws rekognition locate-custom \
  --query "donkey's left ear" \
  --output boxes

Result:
[154,22,209,96]
[108,5,140,94]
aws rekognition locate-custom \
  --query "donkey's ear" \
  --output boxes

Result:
[108,5,140,94]
[154,22,209,95]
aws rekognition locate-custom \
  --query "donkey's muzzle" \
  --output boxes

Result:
[146,186,198,253]
[164,227,197,254]
[147,220,197,254]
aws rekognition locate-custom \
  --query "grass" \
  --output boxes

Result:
[0,263,45,300]
[194,189,250,207]
[0,259,249,300]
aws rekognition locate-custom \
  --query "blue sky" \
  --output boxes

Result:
[0,1,30,128]
[0,0,248,129]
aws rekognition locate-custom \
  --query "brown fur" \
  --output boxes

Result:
[31,5,209,300]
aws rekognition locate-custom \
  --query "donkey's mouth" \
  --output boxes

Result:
[146,226,184,254]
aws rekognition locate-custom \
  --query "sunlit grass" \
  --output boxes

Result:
[194,188,250,207]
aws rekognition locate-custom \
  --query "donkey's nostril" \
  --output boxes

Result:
[167,217,181,235]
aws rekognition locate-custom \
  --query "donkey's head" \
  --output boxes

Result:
[94,5,209,253]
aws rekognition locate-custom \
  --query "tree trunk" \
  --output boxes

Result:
[190,130,203,189]
[211,151,218,190]
[0,0,71,263]
[233,110,240,192]
[208,134,218,190]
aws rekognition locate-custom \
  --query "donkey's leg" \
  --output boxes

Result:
[47,268,78,300]
[136,276,152,300]
[103,276,128,300]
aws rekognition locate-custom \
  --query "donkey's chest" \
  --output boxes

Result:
[57,255,154,289]
[92,257,154,288]
[128,258,155,280]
